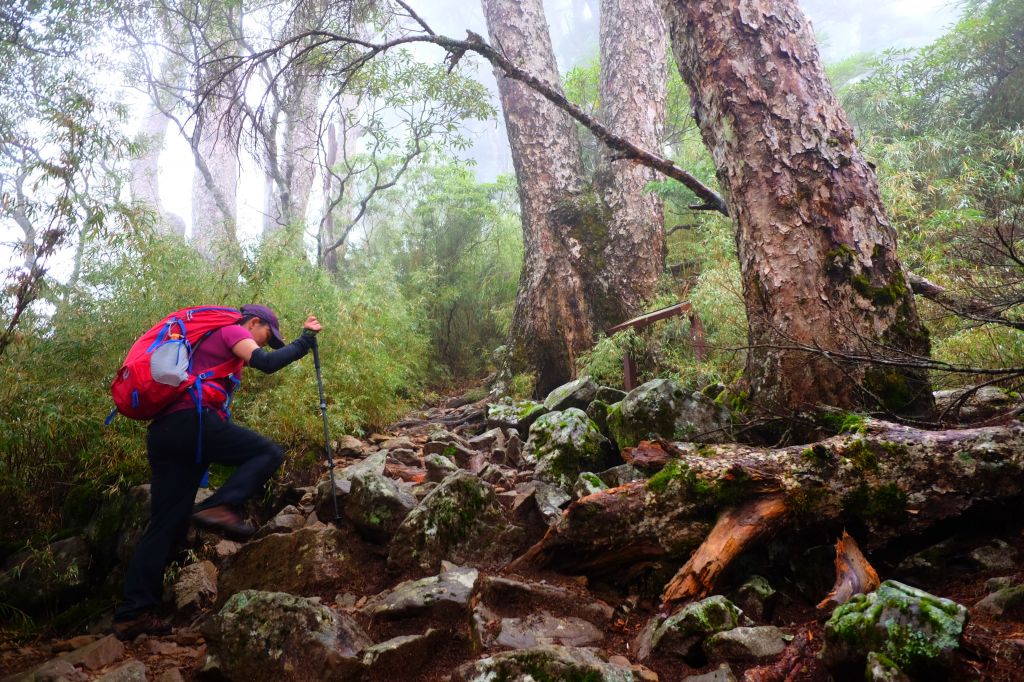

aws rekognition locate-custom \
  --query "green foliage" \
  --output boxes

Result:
[0,233,430,540]
[348,158,522,381]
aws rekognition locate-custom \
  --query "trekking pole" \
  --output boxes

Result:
[312,337,342,522]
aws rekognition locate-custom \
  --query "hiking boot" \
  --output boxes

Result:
[113,612,172,641]
[191,505,256,540]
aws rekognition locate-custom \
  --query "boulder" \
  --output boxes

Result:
[487,400,548,438]
[975,584,1024,620]
[865,652,911,682]
[733,575,776,622]
[336,435,366,457]
[314,451,386,521]
[525,409,612,490]
[203,590,370,681]
[363,564,478,627]
[969,539,1018,572]
[933,386,1016,421]
[0,536,91,612]
[424,453,459,482]
[494,612,604,648]
[387,472,523,573]
[344,470,417,543]
[510,482,571,529]
[475,576,614,625]
[597,463,645,488]
[93,660,146,682]
[218,527,372,602]
[573,472,608,499]
[422,429,471,456]
[452,645,654,682]
[607,378,731,449]
[634,595,745,661]
[544,376,599,412]
[822,580,968,674]
[60,635,125,671]
[253,505,306,539]
[704,626,787,661]
[362,629,445,680]
[173,560,217,612]
[468,428,506,451]
[387,448,421,467]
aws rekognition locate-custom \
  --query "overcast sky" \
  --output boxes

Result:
[154,0,964,241]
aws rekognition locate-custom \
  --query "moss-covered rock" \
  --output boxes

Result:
[975,584,1024,620]
[0,536,91,613]
[451,644,653,682]
[544,376,600,412]
[202,590,370,681]
[217,527,368,602]
[822,580,968,674]
[314,451,387,521]
[634,595,746,661]
[387,471,523,574]
[487,399,549,438]
[607,378,732,449]
[573,472,609,499]
[344,470,417,543]
[865,651,910,682]
[525,408,613,490]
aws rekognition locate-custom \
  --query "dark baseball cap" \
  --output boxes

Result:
[241,304,285,349]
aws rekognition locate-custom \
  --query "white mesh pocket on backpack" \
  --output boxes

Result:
[150,340,190,386]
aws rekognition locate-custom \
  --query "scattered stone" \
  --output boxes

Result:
[975,584,1024,620]
[468,428,506,451]
[146,640,182,655]
[525,408,612,490]
[573,472,608,499]
[60,635,124,671]
[544,376,599,412]
[422,429,471,456]
[704,626,787,661]
[387,472,523,573]
[51,635,99,653]
[865,651,910,682]
[154,669,184,682]
[634,595,745,661]
[622,441,672,473]
[597,463,644,488]
[504,432,524,467]
[486,399,548,438]
[254,505,306,538]
[314,451,387,520]
[203,590,370,681]
[344,470,417,543]
[595,387,627,404]
[335,435,366,457]
[452,645,654,682]
[212,539,242,559]
[93,660,146,682]
[386,448,419,467]
[969,540,1018,572]
[683,663,736,682]
[986,576,1015,592]
[734,575,776,622]
[5,658,88,682]
[586,400,614,441]
[380,436,418,452]
[495,613,604,648]
[476,576,614,625]
[173,560,217,612]
[218,527,370,601]
[362,629,444,680]
[363,564,478,625]
[607,378,732,449]
[822,580,968,674]
[511,482,572,530]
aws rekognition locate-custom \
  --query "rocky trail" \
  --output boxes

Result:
[4,378,1024,681]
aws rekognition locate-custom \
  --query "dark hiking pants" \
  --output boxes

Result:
[114,409,283,621]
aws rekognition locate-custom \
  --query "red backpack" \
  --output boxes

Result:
[108,306,244,422]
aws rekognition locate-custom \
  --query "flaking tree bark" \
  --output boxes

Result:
[658,0,933,415]
[595,0,667,326]
[191,91,239,259]
[130,106,186,236]
[482,0,593,396]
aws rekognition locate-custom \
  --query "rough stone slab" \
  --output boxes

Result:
[495,612,604,648]
[362,629,444,679]
[173,560,217,611]
[683,664,736,682]
[452,645,654,682]
[60,635,124,671]
[94,660,146,682]
[704,626,787,661]
[363,564,478,622]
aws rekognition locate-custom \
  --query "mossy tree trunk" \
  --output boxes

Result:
[659,0,933,415]
[517,419,1024,602]
[482,0,594,396]
[594,0,668,328]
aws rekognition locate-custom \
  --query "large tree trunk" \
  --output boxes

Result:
[517,419,1024,594]
[191,94,238,261]
[595,0,667,327]
[130,106,185,236]
[482,0,593,396]
[658,0,933,415]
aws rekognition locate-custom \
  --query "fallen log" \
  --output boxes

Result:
[515,418,1024,602]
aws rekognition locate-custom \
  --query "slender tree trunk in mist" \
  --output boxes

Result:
[191,99,239,260]
[595,0,667,326]
[483,0,594,396]
[658,0,933,415]
[130,106,185,236]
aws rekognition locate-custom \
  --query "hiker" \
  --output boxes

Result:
[113,304,321,640]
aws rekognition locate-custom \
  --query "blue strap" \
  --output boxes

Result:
[104,407,118,425]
